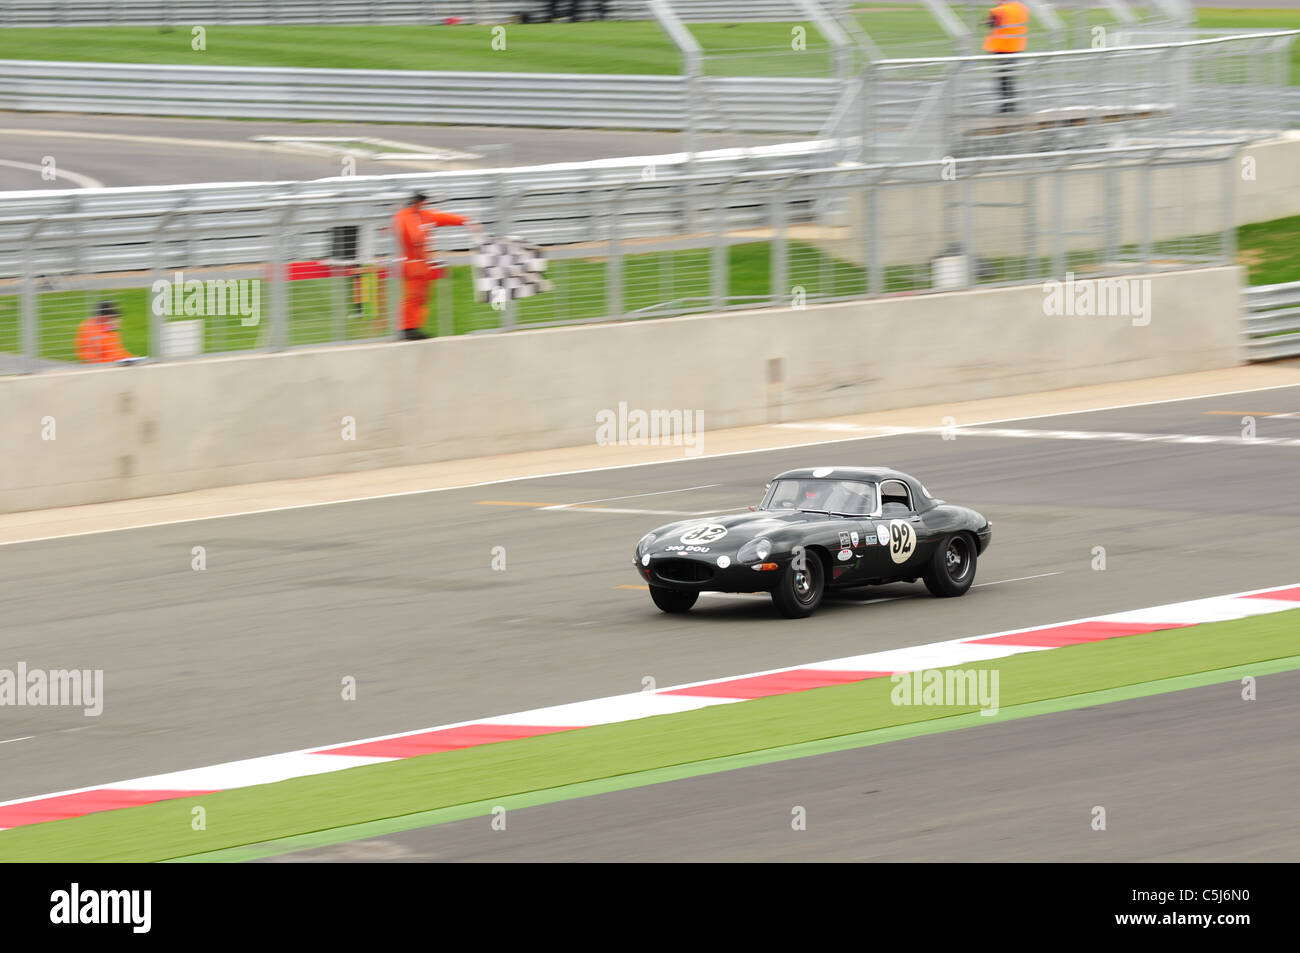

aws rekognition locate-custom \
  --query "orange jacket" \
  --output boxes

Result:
[392,206,466,264]
[75,318,132,364]
[984,1,1029,53]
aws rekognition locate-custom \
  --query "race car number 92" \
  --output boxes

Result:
[887,520,916,564]
[680,523,728,544]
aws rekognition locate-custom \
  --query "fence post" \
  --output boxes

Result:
[1051,157,1067,278]
[711,182,730,312]
[20,221,42,372]
[1139,151,1155,266]
[867,177,883,295]
[269,205,295,350]
[1023,172,1038,280]
[607,187,624,320]
[959,172,975,288]
[437,255,454,338]
[147,200,189,362]
[770,193,788,307]
[494,181,517,329]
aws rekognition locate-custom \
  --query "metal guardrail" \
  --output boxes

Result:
[863,31,1300,162]
[0,60,840,133]
[0,32,1289,147]
[0,139,844,277]
[1243,281,1300,362]
[0,141,1239,374]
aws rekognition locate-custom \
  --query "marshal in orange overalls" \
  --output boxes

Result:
[75,315,133,363]
[392,199,467,335]
[984,1,1029,53]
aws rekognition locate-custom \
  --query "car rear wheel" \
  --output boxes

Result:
[771,551,825,619]
[650,586,698,614]
[923,533,977,597]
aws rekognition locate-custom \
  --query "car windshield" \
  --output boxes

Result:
[760,478,877,516]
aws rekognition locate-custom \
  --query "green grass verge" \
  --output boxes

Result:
[1238,214,1300,286]
[0,23,834,77]
[0,10,1294,78]
[1,607,1296,862]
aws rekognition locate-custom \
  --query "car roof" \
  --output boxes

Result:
[772,466,914,484]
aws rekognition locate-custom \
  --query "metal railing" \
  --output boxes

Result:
[0,31,1290,151]
[0,141,1240,374]
[0,60,844,133]
[1243,281,1300,362]
[862,30,1299,162]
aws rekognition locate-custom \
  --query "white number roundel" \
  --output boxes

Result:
[881,520,916,564]
[680,523,727,544]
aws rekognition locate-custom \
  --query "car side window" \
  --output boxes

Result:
[879,479,913,515]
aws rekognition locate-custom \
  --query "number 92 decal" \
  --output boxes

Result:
[680,523,728,544]
[882,520,916,564]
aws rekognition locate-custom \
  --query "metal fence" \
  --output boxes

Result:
[863,31,1299,163]
[0,31,1291,149]
[0,60,842,134]
[1243,281,1300,362]
[0,141,1241,374]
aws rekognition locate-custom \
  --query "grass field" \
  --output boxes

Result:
[0,8,1294,79]
[0,608,1294,862]
[1238,214,1300,286]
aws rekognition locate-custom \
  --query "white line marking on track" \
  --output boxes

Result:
[973,571,1063,588]
[779,423,1300,447]
[4,381,1298,548]
[0,736,33,746]
[0,158,103,189]
[541,484,723,508]
[543,506,703,516]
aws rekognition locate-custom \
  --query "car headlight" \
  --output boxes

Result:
[637,533,657,555]
[736,537,772,563]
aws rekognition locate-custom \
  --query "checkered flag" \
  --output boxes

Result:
[473,236,552,306]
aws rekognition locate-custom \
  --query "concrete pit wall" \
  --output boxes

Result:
[0,265,1242,513]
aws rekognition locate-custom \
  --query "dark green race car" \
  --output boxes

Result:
[633,467,992,619]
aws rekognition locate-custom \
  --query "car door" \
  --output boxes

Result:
[868,479,928,578]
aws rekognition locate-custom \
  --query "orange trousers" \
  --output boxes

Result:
[400,260,444,331]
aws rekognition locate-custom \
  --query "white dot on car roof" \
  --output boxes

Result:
[812,467,833,477]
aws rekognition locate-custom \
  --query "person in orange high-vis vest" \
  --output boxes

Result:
[391,191,480,340]
[75,301,136,364]
[984,1,1029,114]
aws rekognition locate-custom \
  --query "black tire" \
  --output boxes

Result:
[771,551,825,619]
[923,533,977,597]
[650,587,698,614]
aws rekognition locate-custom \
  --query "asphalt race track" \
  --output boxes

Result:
[0,114,785,189]
[2,384,1299,851]
[266,670,1300,862]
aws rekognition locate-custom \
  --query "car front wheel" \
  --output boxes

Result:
[650,586,698,614]
[771,552,825,618]
[923,533,977,597]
